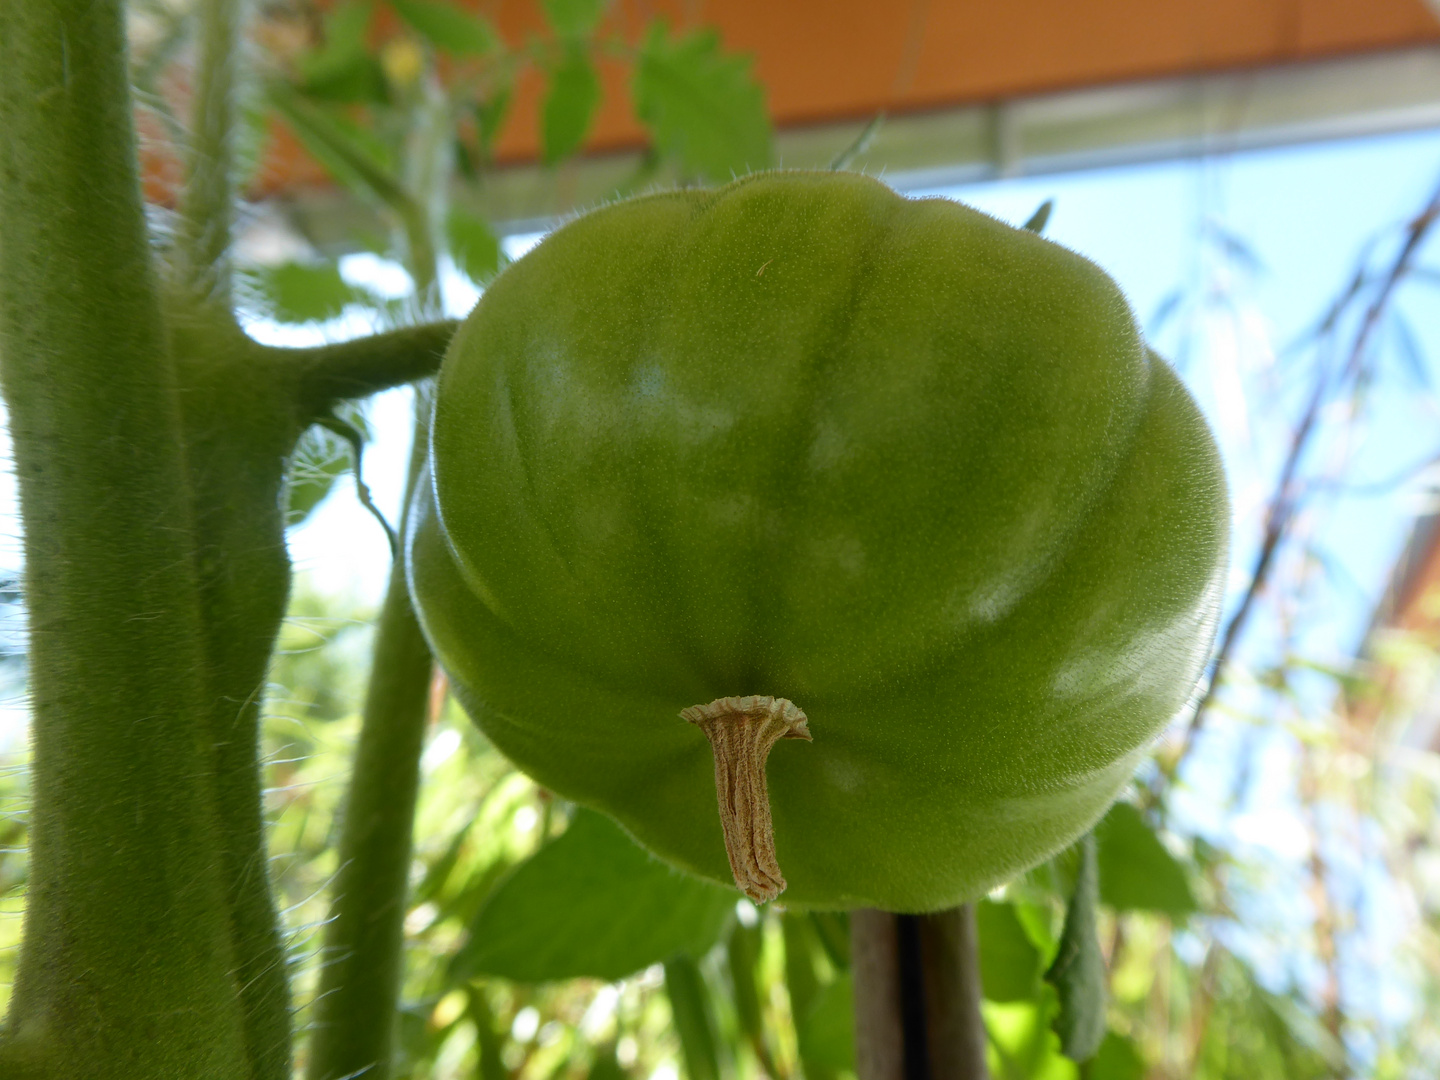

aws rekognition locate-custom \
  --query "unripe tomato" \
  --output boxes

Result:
[408,171,1227,912]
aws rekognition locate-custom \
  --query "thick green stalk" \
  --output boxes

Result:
[0,2,250,1076]
[175,0,246,307]
[305,396,437,1080]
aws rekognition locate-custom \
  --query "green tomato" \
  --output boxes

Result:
[408,171,1228,912]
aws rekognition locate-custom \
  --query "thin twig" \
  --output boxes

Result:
[1168,177,1440,783]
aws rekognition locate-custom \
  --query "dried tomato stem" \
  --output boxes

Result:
[681,696,811,902]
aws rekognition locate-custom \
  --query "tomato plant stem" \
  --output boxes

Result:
[174,0,244,309]
[0,2,252,1074]
[288,320,459,418]
[306,396,437,1080]
[851,907,989,1080]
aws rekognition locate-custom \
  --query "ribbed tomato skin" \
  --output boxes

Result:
[409,171,1227,911]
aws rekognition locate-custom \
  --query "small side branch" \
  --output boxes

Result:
[285,320,460,418]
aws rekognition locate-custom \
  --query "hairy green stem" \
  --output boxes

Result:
[305,391,437,1080]
[176,0,246,308]
[290,320,458,418]
[0,3,251,1075]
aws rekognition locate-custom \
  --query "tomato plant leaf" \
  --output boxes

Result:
[976,899,1043,1002]
[1044,833,1106,1062]
[633,23,772,180]
[543,0,609,38]
[1094,801,1197,917]
[542,47,601,164]
[451,808,734,982]
[391,0,500,56]
[447,209,503,284]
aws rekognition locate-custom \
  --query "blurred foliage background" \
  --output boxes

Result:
[5,1,1440,1078]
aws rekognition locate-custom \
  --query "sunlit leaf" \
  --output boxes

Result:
[1094,802,1196,918]
[391,0,499,56]
[542,47,601,164]
[452,808,734,982]
[1045,833,1106,1062]
[633,22,771,180]
[447,209,503,284]
[543,0,608,38]
[977,899,1043,1002]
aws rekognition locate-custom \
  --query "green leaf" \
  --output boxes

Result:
[452,808,734,982]
[251,261,368,324]
[796,973,855,1072]
[1044,833,1106,1062]
[543,0,608,37]
[542,47,601,164]
[390,0,499,55]
[1089,1031,1146,1080]
[447,209,503,284]
[633,22,772,181]
[976,900,1043,1002]
[1094,802,1197,918]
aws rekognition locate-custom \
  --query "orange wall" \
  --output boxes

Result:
[239,0,1440,198]
[483,0,1440,160]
